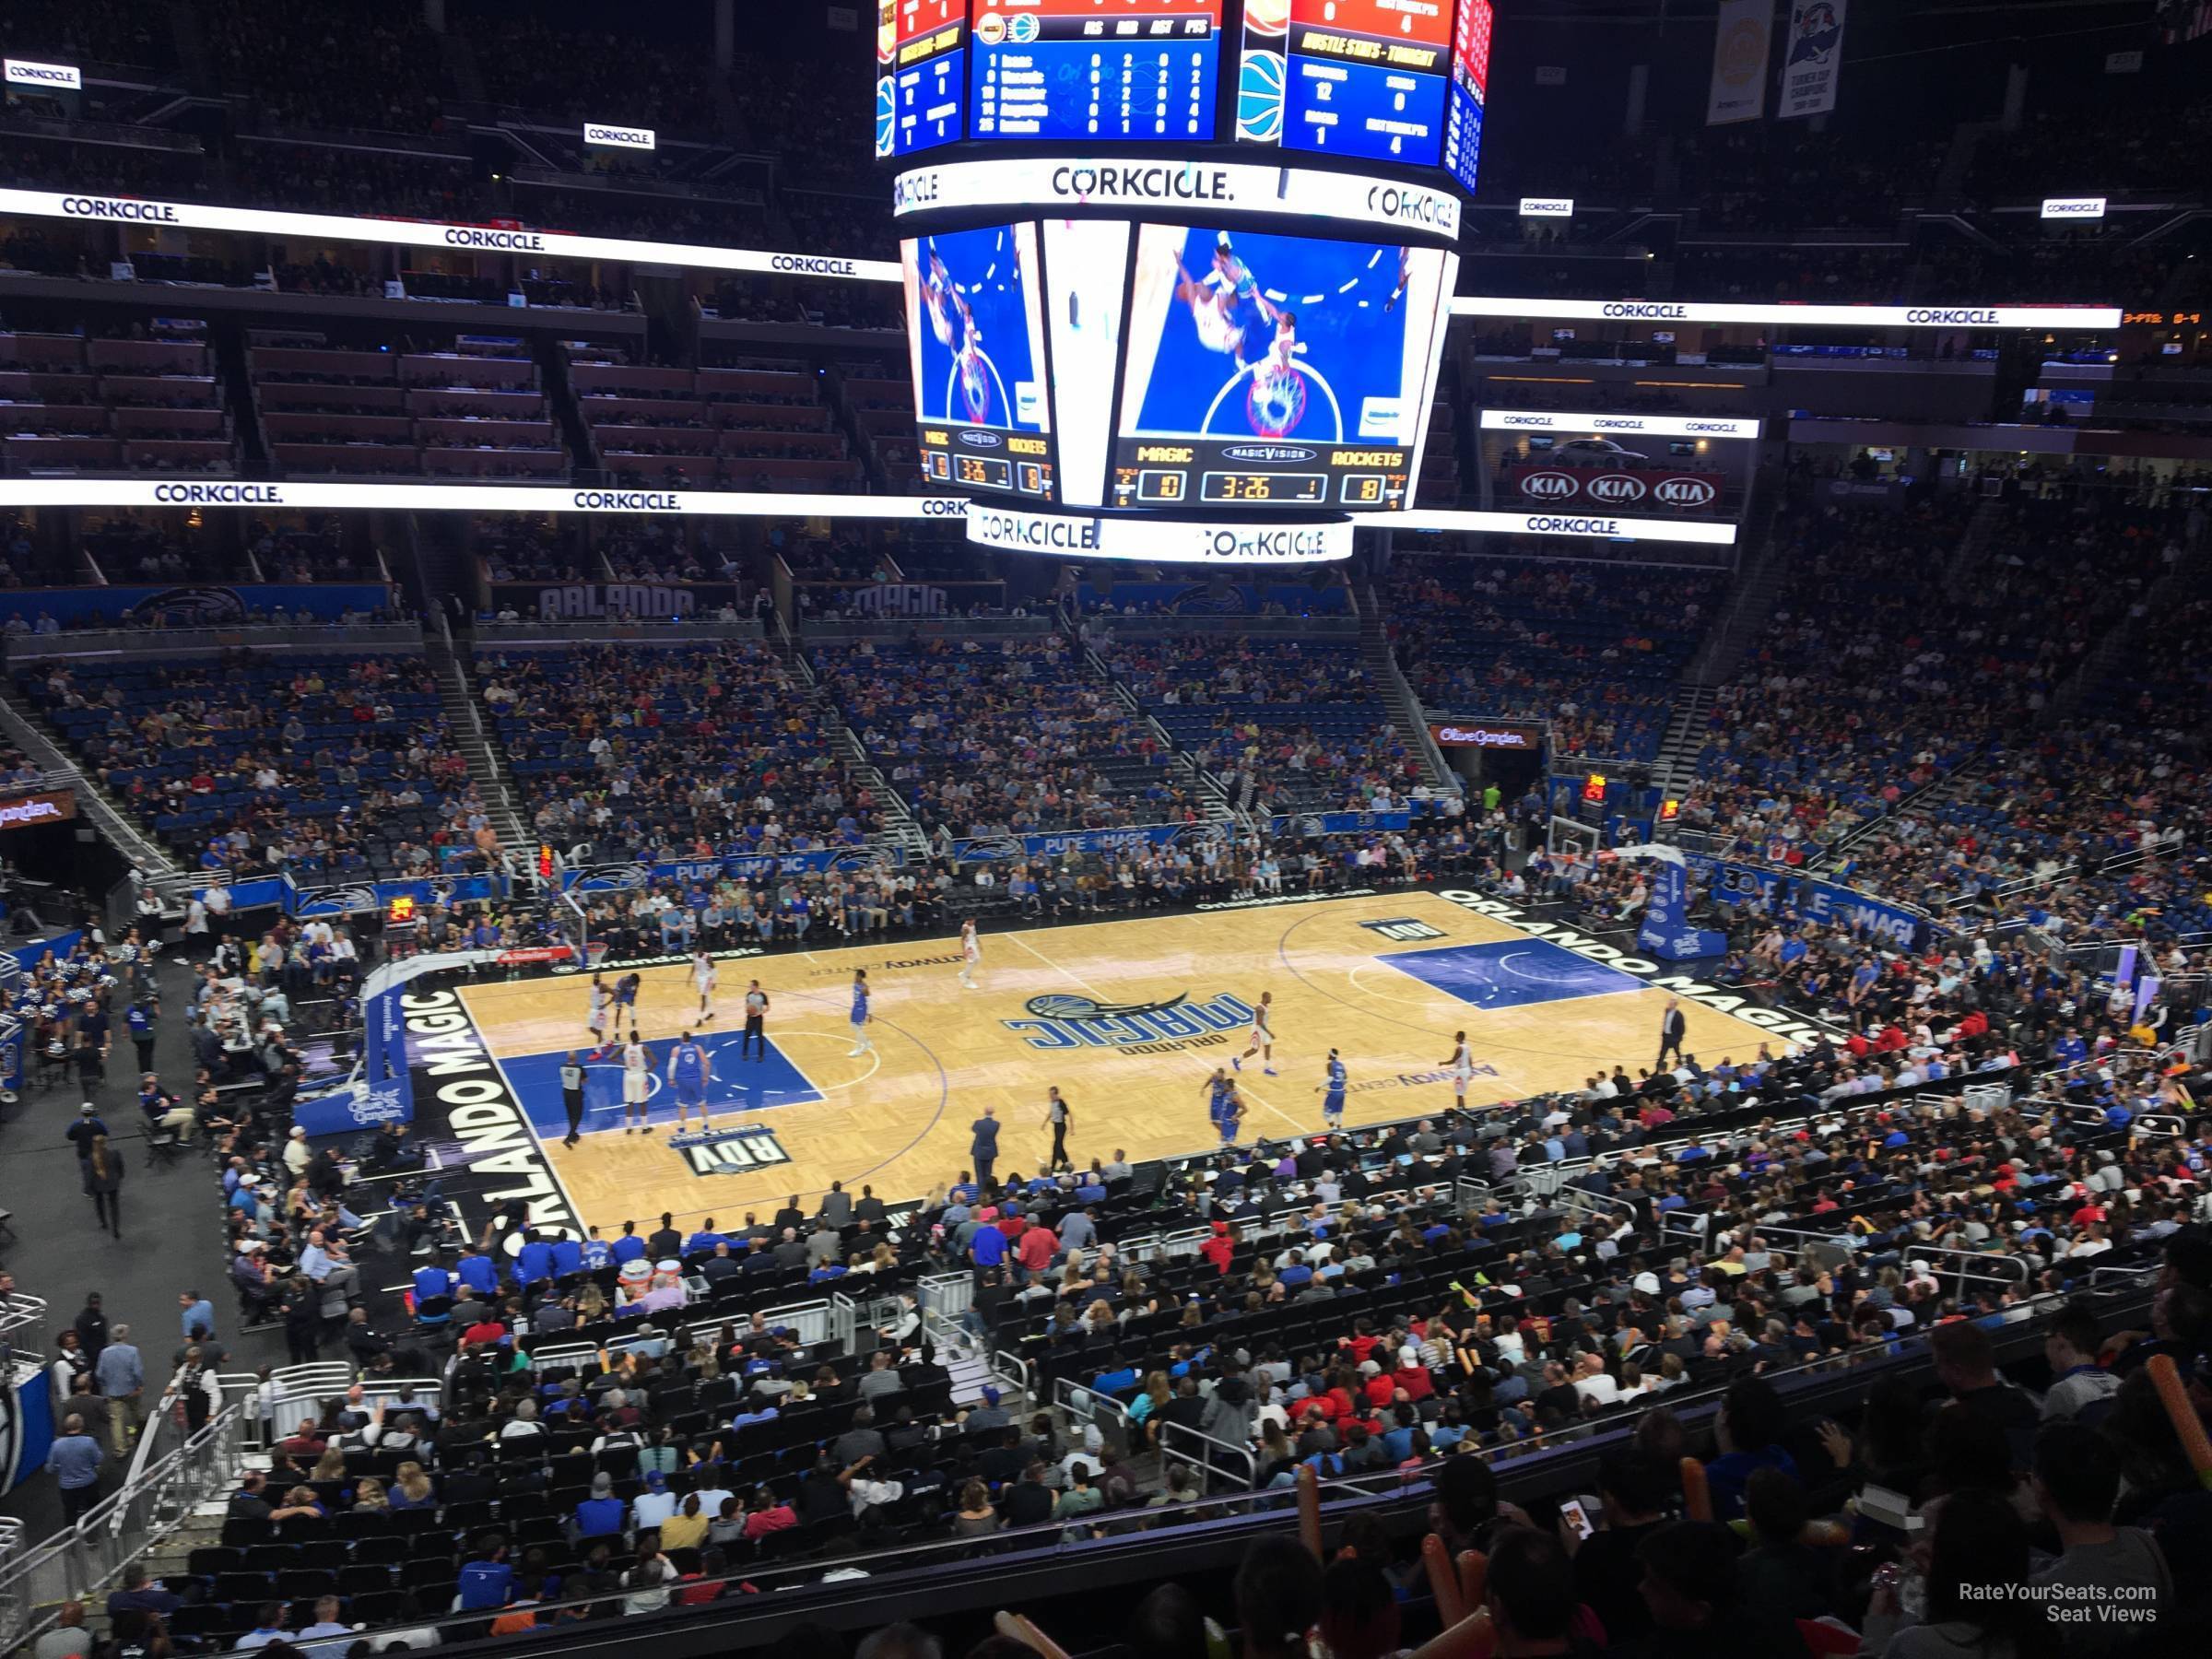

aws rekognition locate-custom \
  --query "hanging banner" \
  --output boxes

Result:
[1779,0,1848,120]
[1707,0,1771,124]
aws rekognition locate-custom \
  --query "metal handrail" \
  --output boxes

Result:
[1157,1418,1261,1493]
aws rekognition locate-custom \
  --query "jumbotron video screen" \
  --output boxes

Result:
[1111,223,1450,509]
[902,222,1058,500]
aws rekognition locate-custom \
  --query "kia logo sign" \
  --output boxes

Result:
[1519,470,1579,500]
[1586,474,1647,505]
[1653,476,1718,508]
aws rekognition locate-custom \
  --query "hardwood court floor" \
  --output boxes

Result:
[454,891,1778,1230]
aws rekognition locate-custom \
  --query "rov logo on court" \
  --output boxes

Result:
[680,1124,792,1177]
[1359,917,1447,943]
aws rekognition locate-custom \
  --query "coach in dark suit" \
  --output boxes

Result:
[1656,997,1687,1068]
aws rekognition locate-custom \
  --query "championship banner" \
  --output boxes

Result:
[1707,0,1771,124]
[1505,465,1725,512]
[1779,0,1847,120]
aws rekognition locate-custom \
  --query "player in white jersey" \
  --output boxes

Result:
[586,975,611,1053]
[959,919,982,990]
[690,950,718,1022]
[1233,989,1277,1076]
[621,1035,653,1134]
[1439,1030,1477,1107]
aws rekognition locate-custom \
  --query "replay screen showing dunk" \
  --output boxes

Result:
[1111,222,1446,511]
[901,222,1058,500]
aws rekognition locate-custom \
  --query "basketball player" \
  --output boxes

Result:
[621,1032,653,1135]
[1175,233,1277,371]
[1233,989,1277,1075]
[585,974,611,1053]
[740,979,770,1062]
[1321,1048,1347,1131]
[690,949,718,1023]
[959,919,982,990]
[1203,1066,1238,1147]
[614,970,641,1035]
[922,247,963,348]
[1440,1030,1477,1109]
[1383,245,1412,313]
[847,968,873,1057]
[667,1030,712,1134]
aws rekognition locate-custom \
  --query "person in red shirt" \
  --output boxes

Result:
[1015,1220,1058,1279]
[1393,1350,1434,1404]
[743,1488,796,1539]
[1338,1321,1383,1367]
[1361,1368,1396,1412]
[1199,1221,1235,1275]
[461,1315,508,1349]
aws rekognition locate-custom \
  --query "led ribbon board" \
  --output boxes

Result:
[1451,296,2123,329]
[0,186,902,284]
[892,156,1462,240]
[0,479,1738,545]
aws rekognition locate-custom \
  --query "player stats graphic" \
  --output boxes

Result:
[1112,223,1449,510]
[971,0,1220,142]
[1441,0,1490,194]
[1238,0,1452,166]
[877,0,967,158]
[902,223,1058,500]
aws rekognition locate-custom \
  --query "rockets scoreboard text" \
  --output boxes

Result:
[970,0,1222,142]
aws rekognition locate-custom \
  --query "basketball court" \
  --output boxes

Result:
[440,890,1795,1232]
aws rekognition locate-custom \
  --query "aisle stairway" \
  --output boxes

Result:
[1358,588,1452,792]
[423,630,532,866]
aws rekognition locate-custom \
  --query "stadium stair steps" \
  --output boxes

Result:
[1651,686,1715,806]
[0,680,181,880]
[775,627,933,858]
[1357,587,1452,792]
[422,633,532,864]
[1941,497,2008,599]
[1067,620,1237,824]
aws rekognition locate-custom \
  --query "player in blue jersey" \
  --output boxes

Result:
[1321,1048,1347,1130]
[847,968,873,1057]
[1174,232,1277,371]
[667,1030,713,1134]
[1203,1066,1242,1147]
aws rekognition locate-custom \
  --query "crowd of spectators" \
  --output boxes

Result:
[1093,630,1415,816]
[477,641,885,865]
[21,648,483,878]
[811,636,1186,838]
[1390,555,1723,762]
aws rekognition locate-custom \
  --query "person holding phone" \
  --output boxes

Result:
[1557,1448,1672,1647]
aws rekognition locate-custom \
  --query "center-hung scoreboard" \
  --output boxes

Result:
[877,0,1494,560]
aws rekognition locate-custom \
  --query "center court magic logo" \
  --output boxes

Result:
[1005,992,1256,1056]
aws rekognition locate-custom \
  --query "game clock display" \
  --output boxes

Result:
[1110,222,1450,511]
[971,0,1221,141]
